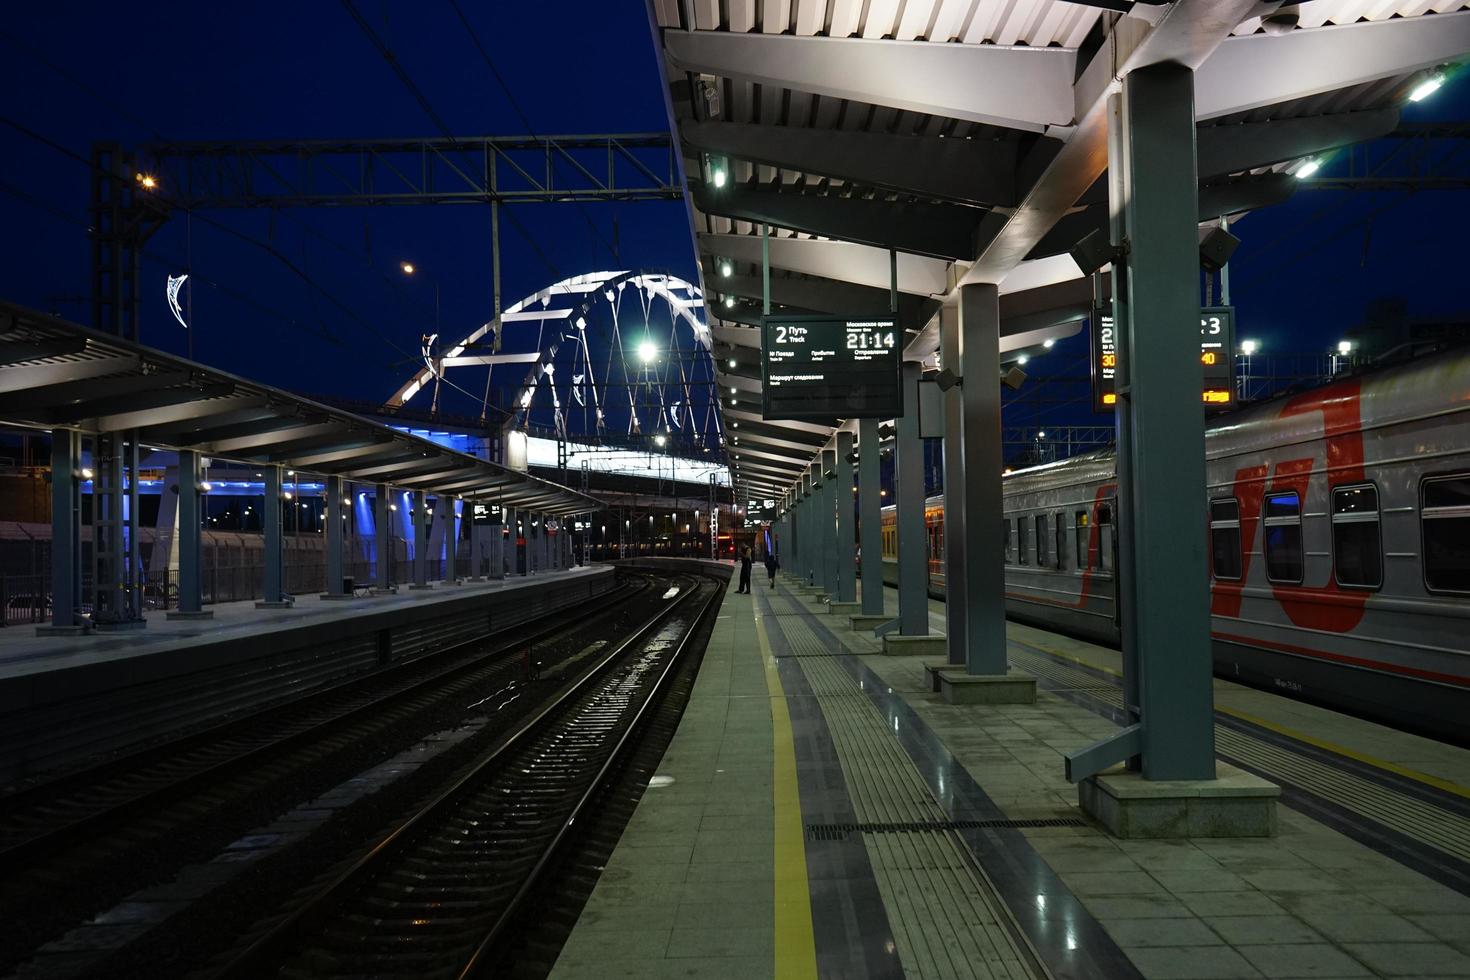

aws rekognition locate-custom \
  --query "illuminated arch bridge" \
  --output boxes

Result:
[388,271,724,464]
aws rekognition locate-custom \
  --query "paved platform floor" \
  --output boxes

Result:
[0,565,606,681]
[550,569,1470,980]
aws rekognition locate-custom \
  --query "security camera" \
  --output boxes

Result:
[935,368,962,392]
[1001,366,1027,391]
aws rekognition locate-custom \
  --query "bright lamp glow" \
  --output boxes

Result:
[1296,159,1321,179]
[728,358,737,368]
[1409,73,1444,103]
[399,261,416,275]
[1017,355,1029,365]
[1037,431,1047,440]
[1240,339,1259,356]
[654,433,667,447]
[638,339,657,363]
[1042,338,1055,349]
[712,168,727,189]
[720,261,732,277]
[723,295,735,308]
[1337,340,1353,355]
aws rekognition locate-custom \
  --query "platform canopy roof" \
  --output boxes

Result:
[0,302,602,517]
[649,0,1470,503]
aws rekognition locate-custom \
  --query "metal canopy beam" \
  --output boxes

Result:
[1195,13,1470,120]
[0,356,140,394]
[89,395,267,433]
[205,420,340,454]
[0,371,190,415]
[702,233,951,295]
[666,30,1076,132]
[0,335,88,365]
[285,440,400,467]
[958,0,1261,289]
[693,184,987,262]
[682,120,1039,208]
[703,267,934,325]
[41,382,235,425]
[1196,107,1401,177]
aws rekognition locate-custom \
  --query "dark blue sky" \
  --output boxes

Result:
[1,5,1466,425]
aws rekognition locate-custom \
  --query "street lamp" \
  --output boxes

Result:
[638,339,657,364]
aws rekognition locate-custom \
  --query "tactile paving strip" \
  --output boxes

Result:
[773,597,1045,980]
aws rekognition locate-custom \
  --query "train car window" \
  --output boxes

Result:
[1263,492,1303,584]
[1055,511,1066,570]
[1035,514,1049,567]
[1017,518,1028,566]
[1075,511,1091,571]
[1210,498,1242,581]
[1422,474,1470,593]
[1331,484,1382,590]
[1097,503,1113,572]
[1004,520,1014,563]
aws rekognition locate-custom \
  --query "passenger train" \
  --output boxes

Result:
[880,352,1470,744]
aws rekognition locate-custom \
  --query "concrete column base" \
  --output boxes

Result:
[319,593,358,601]
[409,583,436,591]
[255,600,294,609]
[921,661,951,692]
[165,609,215,621]
[827,601,861,616]
[370,586,399,595]
[938,668,1036,705]
[849,614,891,632]
[881,633,947,657]
[1079,762,1280,839]
[93,620,147,633]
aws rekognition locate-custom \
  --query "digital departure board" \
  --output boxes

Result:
[1089,305,1236,413]
[761,314,903,421]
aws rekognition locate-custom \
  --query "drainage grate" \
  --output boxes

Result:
[806,818,1085,841]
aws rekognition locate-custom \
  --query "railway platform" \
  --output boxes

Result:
[0,565,614,781]
[551,567,1470,980]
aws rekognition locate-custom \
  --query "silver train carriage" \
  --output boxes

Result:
[880,352,1470,744]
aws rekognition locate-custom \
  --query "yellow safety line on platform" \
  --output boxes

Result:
[756,608,819,980]
[1018,636,1470,801]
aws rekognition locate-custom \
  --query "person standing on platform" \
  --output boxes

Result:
[764,550,779,588]
[737,546,753,594]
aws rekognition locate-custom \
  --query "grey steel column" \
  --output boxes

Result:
[411,490,431,588]
[258,465,288,607]
[940,304,969,666]
[858,417,883,615]
[173,449,208,616]
[1119,63,1215,779]
[324,475,346,596]
[127,433,141,622]
[834,430,856,603]
[375,483,392,589]
[820,450,839,597]
[803,474,818,586]
[958,283,1007,674]
[894,361,929,636]
[45,430,82,631]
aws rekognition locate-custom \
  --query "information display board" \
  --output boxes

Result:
[761,314,902,421]
[1089,305,1236,412]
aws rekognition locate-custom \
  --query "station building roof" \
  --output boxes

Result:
[0,302,602,517]
[648,0,1470,503]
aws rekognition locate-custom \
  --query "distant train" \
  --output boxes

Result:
[881,352,1470,744]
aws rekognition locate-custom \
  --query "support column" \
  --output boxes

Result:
[168,449,211,619]
[892,362,931,638]
[933,283,1036,702]
[939,304,969,665]
[257,466,290,607]
[857,418,883,617]
[323,475,348,598]
[40,430,84,633]
[411,490,431,589]
[1117,64,1215,780]
[440,498,458,584]
[834,430,856,605]
[802,475,817,587]
[1070,63,1274,839]
[820,450,839,598]
[374,483,394,591]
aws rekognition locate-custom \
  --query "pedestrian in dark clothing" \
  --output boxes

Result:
[737,547,753,594]
[765,552,779,587]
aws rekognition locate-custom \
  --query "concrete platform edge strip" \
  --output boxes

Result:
[769,586,1142,980]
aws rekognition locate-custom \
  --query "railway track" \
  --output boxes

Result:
[214,571,723,979]
[0,575,672,975]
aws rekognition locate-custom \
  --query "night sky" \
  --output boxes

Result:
[1,4,1467,435]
